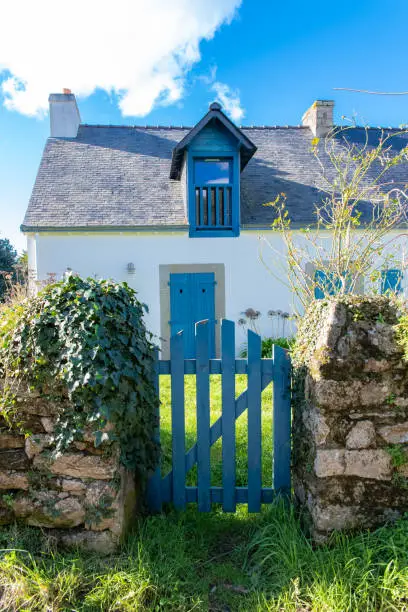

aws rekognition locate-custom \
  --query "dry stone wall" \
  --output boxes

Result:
[0,389,137,553]
[293,297,408,542]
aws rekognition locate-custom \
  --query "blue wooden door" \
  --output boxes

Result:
[169,272,216,358]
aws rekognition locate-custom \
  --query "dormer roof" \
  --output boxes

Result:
[169,102,257,180]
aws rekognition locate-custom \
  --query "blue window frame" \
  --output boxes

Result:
[188,151,240,237]
[381,269,402,294]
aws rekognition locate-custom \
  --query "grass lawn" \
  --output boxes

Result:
[0,503,408,610]
[159,374,273,487]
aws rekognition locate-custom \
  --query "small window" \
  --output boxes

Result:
[381,269,402,294]
[194,159,232,185]
[192,157,234,233]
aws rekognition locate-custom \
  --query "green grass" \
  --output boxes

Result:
[159,374,273,486]
[0,503,408,610]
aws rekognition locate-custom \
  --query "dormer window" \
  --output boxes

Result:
[170,102,257,238]
[193,157,234,232]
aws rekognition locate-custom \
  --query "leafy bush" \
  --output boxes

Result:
[0,238,18,301]
[396,313,408,361]
[240,336,293,358]
[0,275,159,479]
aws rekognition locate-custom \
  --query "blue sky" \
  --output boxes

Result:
[1,0,407,252]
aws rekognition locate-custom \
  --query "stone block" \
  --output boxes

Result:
[14,492,85,528]
[303,407,330,446]
[350,410,395,421]
[344,450,392,481]
[40,417,55,434]
[59,529,118,554]
[346,421,376,449]
[311,503,360,532]
[378,422,408,444]
[0,470,29,490]
[0,433,25,449]
[0,449,29,471]
[85,480,118,532]
[33,452,117,480]
[61,478,87,495]
[25,434,53,459]
[311,380,362,410]
[363,359,390,373]
[16,399,58,417]
[370,322,399,356]
[360,382,389,407]
[314,450,345,477]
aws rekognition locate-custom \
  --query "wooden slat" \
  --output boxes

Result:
[199,187,204,226]
[247,330,262,512]
[146,348,162,512]
[215,187,220,227]
[158,358,274,376]
[273,345,291,495]
[184,487,275,504]
[170,332,186,509]
[221,319,236,512]
[196,320,211,512]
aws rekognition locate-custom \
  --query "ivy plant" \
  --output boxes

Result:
[0,275,159,481]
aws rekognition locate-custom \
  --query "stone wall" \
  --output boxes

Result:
[293,297,408,542]
[0,389,137,553]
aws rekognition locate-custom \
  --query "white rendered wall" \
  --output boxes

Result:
[26,230,295,351]
[25,229,408,352]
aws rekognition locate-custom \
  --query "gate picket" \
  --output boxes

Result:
[196,321,211,512]
[273,344,291,494]
[171,331,186,509]
[247,330,262,512]
[221,319,236,512]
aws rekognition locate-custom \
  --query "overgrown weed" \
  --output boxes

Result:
[0,502,407,611]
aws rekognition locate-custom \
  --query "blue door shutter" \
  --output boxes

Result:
[169,273,195,357]
[169,272,216,358]
[381,269,402,294]
[192,273,216,358]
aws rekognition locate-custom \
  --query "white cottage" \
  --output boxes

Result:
[22,92,408,356]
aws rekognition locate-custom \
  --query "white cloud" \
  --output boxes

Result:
[212,81,244,122]
[0,0,242,117]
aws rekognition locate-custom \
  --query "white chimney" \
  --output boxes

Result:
[302,100,334,137]
[49,89,81,137]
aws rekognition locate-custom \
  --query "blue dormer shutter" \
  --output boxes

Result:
[193,158,234,230]
[381,269,402,294]
[188,151,240,237]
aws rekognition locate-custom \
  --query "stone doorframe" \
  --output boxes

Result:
[159,264,226,359]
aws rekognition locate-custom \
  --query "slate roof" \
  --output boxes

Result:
[22,124,408,231]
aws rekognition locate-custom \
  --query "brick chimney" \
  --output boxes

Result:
[302,100,334,137]
[49,89,81,137]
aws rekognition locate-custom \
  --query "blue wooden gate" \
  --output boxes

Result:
[147,319,291,513]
